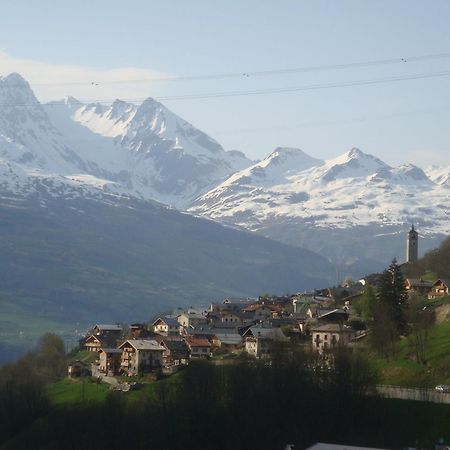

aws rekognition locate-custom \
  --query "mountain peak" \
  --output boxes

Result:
[394,164,431,183]
[321,148,389,182]
[139,97,160,111]
[0,72,39,106]
[65,96,82,106]
[271,147,309,157]
[1,72,30,87]
[108,99,134,119]
[347,147,364,158]
[331,147,388,166]
[266,147,321,161]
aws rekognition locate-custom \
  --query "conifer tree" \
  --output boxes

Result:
[377,258,408,335]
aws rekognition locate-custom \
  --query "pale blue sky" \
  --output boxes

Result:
[1,0,450,165]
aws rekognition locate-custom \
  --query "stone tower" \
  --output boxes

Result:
[406,225,418,263]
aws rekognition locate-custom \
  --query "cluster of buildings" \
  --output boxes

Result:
[405,278,450,299]
[73,291,365,377]
[70,227,448,379]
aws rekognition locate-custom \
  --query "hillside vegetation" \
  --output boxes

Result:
[405,236,450,279]
[375,299,450,387]
[3,346,450,450]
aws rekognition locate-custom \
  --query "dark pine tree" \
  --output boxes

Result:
[377,258,408,335]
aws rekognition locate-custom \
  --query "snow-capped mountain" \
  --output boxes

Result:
[1,72,449,272]
[0,73,251,207]
[46,94,251,207]
[425,165,450,186]
[0,74,337,348]
[190,147,450,268]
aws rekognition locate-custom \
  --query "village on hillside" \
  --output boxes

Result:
[70,273,450,385]
[67,226,450,389]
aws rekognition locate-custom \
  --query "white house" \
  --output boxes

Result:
[152,317,180,335]
[310,323,354,354]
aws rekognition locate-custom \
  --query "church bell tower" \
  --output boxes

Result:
[406,225,418,263]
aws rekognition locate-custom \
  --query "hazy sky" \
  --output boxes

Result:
[1,0,450,166]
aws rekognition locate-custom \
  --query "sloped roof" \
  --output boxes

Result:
[243,303,280,313]
[223,297,256,304]
[100,348,123,354]
[433,279,450,288]
[120,339,164,351]
[152,317,179,327]
[94,324,123,331]
[185,337,211,347]
[406,278,433,287]
[85,334,101,343]
[317,309,349,320]
[243,326,288,341]
[162,340,189,352]
[179,312,207,320]
[214,333,243,345]
[310,323,353,333]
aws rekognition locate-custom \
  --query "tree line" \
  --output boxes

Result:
[2,339,450,449]
[354,259,434,362]
[0,333,66,445]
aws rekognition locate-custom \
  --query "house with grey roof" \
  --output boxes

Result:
[405,278,434,296]
[91,324,123,338]
[212,332,243,351]
[243,326,289,359]
[119,339,164,375]
[429,279,450,299]
[316,309,349,323]
[310,323,354,354]
[152,317,181,335]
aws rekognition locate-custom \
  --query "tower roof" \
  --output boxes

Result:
[409,224,418,235]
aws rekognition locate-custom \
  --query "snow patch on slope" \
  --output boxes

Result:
[190,147,450,236]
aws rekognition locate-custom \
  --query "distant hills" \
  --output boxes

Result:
[0,188,334,340]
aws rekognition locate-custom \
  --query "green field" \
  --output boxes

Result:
[47,371,183,407]
[375,307,450,387]
[47,379,110,407]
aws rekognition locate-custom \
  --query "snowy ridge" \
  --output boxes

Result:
[0,73,449,268]
[426,165,450,185]
[190,147,450,237]
[0,73,251,208]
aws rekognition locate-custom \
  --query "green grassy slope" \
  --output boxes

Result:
[375,299,450,387]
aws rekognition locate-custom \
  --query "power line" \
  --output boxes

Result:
[1,68,450,106]
[2,51,450,87]
[155,70,450,101]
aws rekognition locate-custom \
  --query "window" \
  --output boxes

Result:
[202,348,207,353]
[324,334,328,340]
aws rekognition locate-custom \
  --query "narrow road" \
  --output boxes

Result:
[376,385,450,404]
